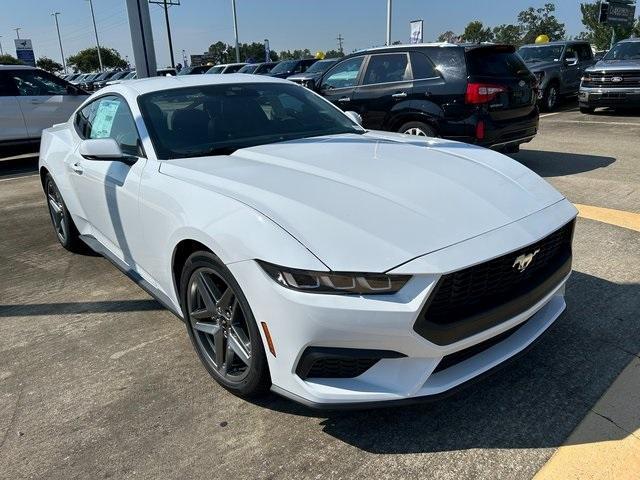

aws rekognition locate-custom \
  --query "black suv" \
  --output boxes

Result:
[315,44,539,152]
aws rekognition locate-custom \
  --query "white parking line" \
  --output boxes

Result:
[540,108,578,118]
[548,119,640,127]
[0,174,38,183]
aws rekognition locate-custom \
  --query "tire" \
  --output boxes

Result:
[398,121,438,138]
[580,106,594,114]
[44,174,84,253]
[541,83,559,112]
[180,251,270,397]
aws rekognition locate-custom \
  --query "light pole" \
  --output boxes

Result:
[87,0,104,71]
[231,0,240,62]
[386,0,392,45]
[14,28,21,39]
[51,12,67,74]
[0,36,3,56]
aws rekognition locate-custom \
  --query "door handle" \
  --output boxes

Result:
[337,96,351,103]
[392,92,408,99]
[71,162,83,174]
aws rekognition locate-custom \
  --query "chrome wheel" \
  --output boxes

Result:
[547,86,558,111]
[47,181,66,243]
[404,127,428,136]
[187,267,252,383]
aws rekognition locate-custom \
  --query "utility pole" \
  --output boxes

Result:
[51,12,67,74]
[0,36,3,56]
[337,33,344,54]
[14,28,21,39]
[386,0,392,45]
[231,0,240,62]
[87,0,104,71]
[182,49,188,67]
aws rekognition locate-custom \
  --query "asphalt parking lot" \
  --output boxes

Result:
[1,104,639,479]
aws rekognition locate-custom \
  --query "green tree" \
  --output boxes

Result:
[518,3,566,43]
[462,21,494,43]
[324,49,345,58]
[67,47,127,72]
[239,42,278,62]
[279,49,312,60]
[36,57,63,73]
[578,1,640,50]
[493,24,523,46]
[207,41,233,64]
[0,54,23,65]
[437,31,458,43]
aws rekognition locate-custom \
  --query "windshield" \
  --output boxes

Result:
[110,71,129,80]
[125,72,136,79]
[138,82,363,160]
[269,60,299,74]
[207,66,225,74]
[518,45,564,63]
[237,64,258,73]
[604,42,640,61]
[305,59,336,74]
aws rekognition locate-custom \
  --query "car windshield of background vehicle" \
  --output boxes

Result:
[518,45,564,63]
[237,64,257,73]
[207,66,224,74]
[269,60,298,75]
[139,83,364,160]
[604,42,640,61]
[304,59,336,74]
[468,49,530,77]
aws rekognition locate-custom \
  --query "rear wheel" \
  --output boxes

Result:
[541,83,559,112]
[180,251,270,397]
[398,121,437,138]
[45,174,83,252]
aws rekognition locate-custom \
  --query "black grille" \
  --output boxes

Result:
[582,71,640,88]
[414,221,574,345]
[306,358,379,378]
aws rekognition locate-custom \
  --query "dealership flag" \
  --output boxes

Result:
[410,20,423,44]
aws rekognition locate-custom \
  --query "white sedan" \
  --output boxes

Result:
[39,74,577,408]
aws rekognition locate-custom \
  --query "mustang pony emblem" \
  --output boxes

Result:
[512,249,540,272]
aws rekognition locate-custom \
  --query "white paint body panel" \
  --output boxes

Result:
[39,74,577,406]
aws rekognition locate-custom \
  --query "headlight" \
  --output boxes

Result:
[258,261,411,295]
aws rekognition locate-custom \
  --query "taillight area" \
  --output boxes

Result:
[466,82,507,104]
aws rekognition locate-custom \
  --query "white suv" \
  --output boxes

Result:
[0,65,87,152]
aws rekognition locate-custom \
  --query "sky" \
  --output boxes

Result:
[0,0,589,69]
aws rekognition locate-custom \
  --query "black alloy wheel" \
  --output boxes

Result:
[181,251,270,397]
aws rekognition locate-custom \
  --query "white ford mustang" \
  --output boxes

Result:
[39,74,577,408]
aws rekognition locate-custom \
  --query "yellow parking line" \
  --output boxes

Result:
[534,357,640,480]
[575,204,640,233]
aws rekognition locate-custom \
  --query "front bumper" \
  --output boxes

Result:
[228,199,577,408]
[579,86,640,108]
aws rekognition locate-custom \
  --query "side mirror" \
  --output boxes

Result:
[79,138,136,163]
[345,111,362,125]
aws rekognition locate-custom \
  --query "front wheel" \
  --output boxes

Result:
[398,121,438,138]
[180,251,270,397]
[541,84,559,112]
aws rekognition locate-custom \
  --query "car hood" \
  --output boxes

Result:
[587,59,640,72]
[159,133,564,272]
[524,60,559,72]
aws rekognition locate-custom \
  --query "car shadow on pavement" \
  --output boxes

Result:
[514,150,615,177]
[0,299,164,317]
[252,270,640,453]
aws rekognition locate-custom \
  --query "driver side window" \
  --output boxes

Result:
[75,96,143,157]
[321,56,364,90]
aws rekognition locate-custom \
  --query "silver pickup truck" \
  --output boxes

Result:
[579,38,640,114]
[518,41,595,112]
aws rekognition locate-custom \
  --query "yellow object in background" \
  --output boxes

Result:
[315,51,326,59]
[535,34,550,44]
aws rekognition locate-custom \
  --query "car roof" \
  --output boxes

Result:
[0,65,36,70]
[110,72,291,95]
[617,38,640,44]
[521,40,589,47]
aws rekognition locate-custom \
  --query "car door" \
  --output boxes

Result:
[352,52,413,129]
[317,55,365,112]
[0,71,28,143]
[66,94,147,267]
[561,45,581,94]
[9,69,86,139]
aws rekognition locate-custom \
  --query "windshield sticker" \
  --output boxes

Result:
[90,100,120,139]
